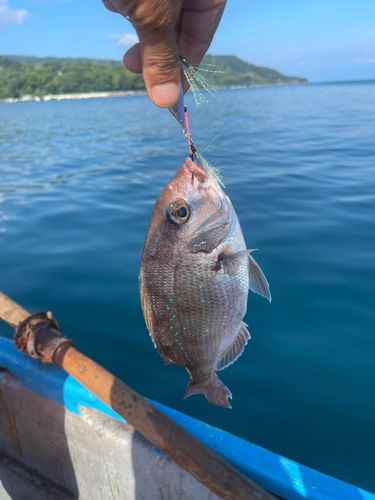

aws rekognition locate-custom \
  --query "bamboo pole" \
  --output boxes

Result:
[0,291,276,500]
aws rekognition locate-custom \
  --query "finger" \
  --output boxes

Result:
[123,43,142,74]
[101,0,119,14]
[174,9,189,94]
[106,0,182,107]
[137,29,181,107]
[125,14,185,95]
[178,0,226,91]
[126,0,182,108]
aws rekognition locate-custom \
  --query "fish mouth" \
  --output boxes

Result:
[167,158,208,204]
[181,158,207,184]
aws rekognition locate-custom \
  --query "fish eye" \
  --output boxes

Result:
[178,207,187,218]
[169,200,190,225]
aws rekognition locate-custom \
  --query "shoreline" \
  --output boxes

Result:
[0,82,307,104]
[0,90,147,103]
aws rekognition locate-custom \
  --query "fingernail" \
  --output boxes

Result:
[151,82,179,107]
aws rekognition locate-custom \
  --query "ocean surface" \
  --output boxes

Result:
[1,82,375,493]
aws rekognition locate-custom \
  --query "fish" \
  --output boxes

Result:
[139,158,271,408]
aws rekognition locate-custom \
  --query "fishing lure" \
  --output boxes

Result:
[168,57,222,184]
[168,81,197,161]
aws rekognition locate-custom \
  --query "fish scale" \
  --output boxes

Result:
[140,158,271,408]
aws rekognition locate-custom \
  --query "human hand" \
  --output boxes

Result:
[102,0,226,108]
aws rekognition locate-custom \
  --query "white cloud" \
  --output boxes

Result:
[0,0,30,27]
[106,33,138,47]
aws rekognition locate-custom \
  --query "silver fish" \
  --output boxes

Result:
[140,159,271,408]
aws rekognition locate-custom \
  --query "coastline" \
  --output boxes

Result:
[0,90,147,104]
[0,82,308,104]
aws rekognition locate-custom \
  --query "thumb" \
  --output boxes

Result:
[135,13,181,107]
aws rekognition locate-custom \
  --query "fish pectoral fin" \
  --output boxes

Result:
[214,249,251,275]
[217,321,251,371]
[248,252,272,302]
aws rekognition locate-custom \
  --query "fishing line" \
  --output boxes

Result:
[184,106,193,160]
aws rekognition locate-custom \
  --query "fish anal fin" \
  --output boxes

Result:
[161,353,172,366]
[183,372,232,408]
[150,328,172,366]
[139,275,171,366]
[217,321,251,371]
[248,253,272,302]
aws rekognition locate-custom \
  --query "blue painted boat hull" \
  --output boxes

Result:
[0,337,373,500]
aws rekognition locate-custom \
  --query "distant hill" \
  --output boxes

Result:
[0,54,306,100]
[201,55,306,86]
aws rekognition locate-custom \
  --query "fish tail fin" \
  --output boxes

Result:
[183,373,232,409]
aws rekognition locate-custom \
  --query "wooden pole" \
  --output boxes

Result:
[0,291,29,328]
[0,291,276,500]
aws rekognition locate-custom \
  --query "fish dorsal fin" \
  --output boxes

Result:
[217,322,251,371]
[248,253,272,302]
[139,275,171,366]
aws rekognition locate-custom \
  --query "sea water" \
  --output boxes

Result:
[1,82,374,492]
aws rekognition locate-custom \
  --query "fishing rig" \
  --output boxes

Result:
[168,57,224,186]
[168,81,197,161]
[168,57,216,163]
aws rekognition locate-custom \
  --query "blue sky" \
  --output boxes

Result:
[1,0,375,82]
